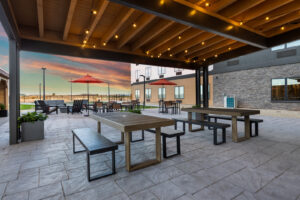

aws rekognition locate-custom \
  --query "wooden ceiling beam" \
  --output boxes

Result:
[233,0,293,23]
[117,13,155,49]
[63,0,77,41]
[190,39,236,59]
[20,38,198,70]
[36,0,44,37]
[218,0,265,18]
[154,28,203,54]
[172,32,215,55]
[109,0,267,48]
[178,36,226,58]
[246,1,300,28]
[260,11,300,34]
[84,0,109,43]
[131,20,174,51]
[207,0,237,13]
[199,42,245,60]
[101,7,135,44]
[144,24,189,52]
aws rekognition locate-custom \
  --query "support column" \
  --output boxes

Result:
[195,69,201,106]
[9,39,20,145]
[202,66,209,108]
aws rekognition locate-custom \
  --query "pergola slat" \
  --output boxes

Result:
[131,20,174,51]
[36,0,44,37]
[109,0,267,48]
[117,13,155,49]
[63,0,77,41]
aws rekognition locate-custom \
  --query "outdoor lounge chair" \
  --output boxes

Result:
[37,100,58,114]
[67,100,83,114]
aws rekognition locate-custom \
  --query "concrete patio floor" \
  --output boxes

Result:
[0,109,300,200]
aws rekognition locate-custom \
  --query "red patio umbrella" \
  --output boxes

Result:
[149,79,177,100]
[71,74,105,116]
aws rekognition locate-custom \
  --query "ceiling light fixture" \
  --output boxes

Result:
[115,34,119,39]
[92,10,97,15]
[102,42,107,46]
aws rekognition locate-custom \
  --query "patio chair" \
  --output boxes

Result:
[37,100,58,114]
[34,100,43,112]
[67,100,83,114]
[164,101,175,114]
[112,103,122,111]
[93,102,104,113]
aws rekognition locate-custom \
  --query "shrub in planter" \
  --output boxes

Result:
[0,103,7,117]
[18,112,48,142]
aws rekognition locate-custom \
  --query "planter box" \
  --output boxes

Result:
[0,110,7,117]
[21,121,44,142]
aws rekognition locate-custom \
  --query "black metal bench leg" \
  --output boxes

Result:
[255,122,259,136]
[250,122,253,137]
[73,134,86,154]
[176,135,181,155]
[87,152,91,181]
[112,150,116,174]
[130,130,145,142]
[163,136,167,158]
[213,128,226,145]
[174,121,177,130]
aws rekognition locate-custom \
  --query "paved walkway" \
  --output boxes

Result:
[0,109,300,200]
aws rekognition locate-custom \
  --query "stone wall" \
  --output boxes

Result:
[213,63,300,111]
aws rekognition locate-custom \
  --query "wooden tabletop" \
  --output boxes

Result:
[181,107,260,116]
[91,112,174,132]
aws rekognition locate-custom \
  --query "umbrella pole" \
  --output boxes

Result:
[87,83,89,116]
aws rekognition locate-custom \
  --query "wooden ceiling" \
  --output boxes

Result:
[4,0,300,69]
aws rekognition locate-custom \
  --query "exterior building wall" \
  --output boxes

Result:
[0,80,8,109]
[131,76,213,106]
[213,63,300,111]
[130,64,195,83]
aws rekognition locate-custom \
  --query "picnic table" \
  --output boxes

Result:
[181,107,260,142]
[90,112,174,171]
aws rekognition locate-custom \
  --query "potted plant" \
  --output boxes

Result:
[0,103,7,117]
[18,112,48,142]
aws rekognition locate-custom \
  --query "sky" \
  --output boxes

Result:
[0,22,131,96]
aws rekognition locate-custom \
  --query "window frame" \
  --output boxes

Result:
[174,86,184,99]
[135,89,140,99]
[135,70,139,80]
[158,67,166,75]
[145,88,151,99]
[145,67,151,78]
[158,87,166,99]
[271,77,300,103]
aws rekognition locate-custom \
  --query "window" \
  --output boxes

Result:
[200,84,210,100]
[271,78,300,101]
[158,88,165,99]
[146,88,151,99]
[135,89,140,99]
[174,68,183,72]
[158,67,166,75]
[287,40,300,48]
[271,44,285,51]
[175,86,184,99]
[135,70,139,80]
[145,67,151,78]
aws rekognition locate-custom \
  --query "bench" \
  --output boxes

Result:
[173,118,230,145]
[145,126,185,158]
[207,115,263,137]
[72,128,118,181]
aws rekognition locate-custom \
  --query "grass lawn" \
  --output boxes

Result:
[20,104,35,110]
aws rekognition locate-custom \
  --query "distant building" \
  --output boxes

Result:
[130,64,213,106]
[0,68,9,109]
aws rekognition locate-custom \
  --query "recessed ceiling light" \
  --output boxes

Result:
[132,23,137,28]
[214,54,218,58]
[205,2,210,7]
[93,44,96,48]
[201,41,205,45]
[102,42,107,46]
[178,35,182,40]
[239,21,243,26]
[83,40,87,44]
[146,50,150,55]
[228,47,231,50]
[281,26,285,31]
[265,16,270,21]
[115,34,119,39]
[92,10,97,15]
[169,54,173,57]
[184,49,188,53]
[189,9,196,16]
[85,30,89,34]
[167,47,171,51]
[203,58,206,61]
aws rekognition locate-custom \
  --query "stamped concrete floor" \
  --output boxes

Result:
[0,109,300,200]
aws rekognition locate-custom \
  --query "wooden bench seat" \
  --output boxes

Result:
[72,128,118,181]
[146,127,185,158]
[207,115,263,137]
[173,118,230,145]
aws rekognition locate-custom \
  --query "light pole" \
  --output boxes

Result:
[41,67,46,100]
[70,78,73,102]
[140,75,145,110]
[39,83,41,100]
[107,82,110,102]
